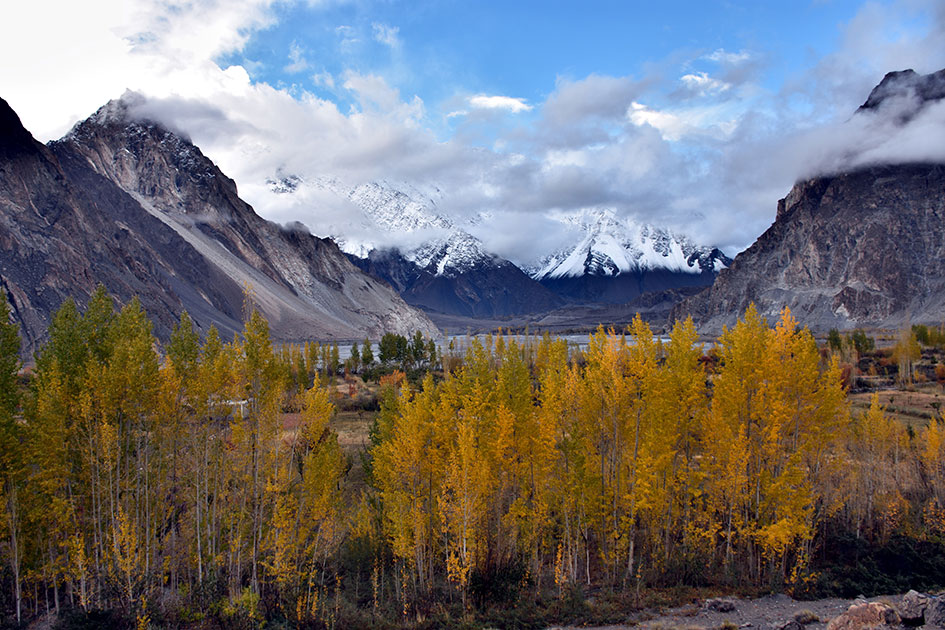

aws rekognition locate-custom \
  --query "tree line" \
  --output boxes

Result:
[0,292,943,627]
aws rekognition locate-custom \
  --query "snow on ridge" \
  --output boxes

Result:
[532,208,720,280]
[267,175,492,276]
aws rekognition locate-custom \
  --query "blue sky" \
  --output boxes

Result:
[1,0,943,261]
[223,0,868,135]
[230,2,842,96]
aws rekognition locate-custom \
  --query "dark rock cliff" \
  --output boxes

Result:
[673,163,945,331]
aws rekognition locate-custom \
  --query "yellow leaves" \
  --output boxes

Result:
[115,505,140,603]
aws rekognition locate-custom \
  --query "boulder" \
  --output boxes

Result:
[706,598,737,613]
[826,602,900,630]
[898,590,928,624]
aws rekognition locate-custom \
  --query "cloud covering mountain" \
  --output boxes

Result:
[2,0,944,267]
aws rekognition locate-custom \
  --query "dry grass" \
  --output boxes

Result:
[848,384,945,427]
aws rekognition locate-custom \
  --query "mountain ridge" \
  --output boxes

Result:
[673,68,945,332]
[0,94,437,355]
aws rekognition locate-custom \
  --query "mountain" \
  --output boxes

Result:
[270,178,564,318]
[0,94,437,355]
[858,67,945,113]
[673,69,945,332]
[530,209,730,304]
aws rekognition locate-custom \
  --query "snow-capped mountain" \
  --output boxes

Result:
[532,209,730,280]
[531,209,731,305]
[271,176,497,277]
[267,176,563,318]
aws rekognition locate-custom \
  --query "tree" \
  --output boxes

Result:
[349,341,361,374]
[0,292,23,622]
[893,326,921,385]
[361,339,374,367]
[329,344,340,377]
[379,333,399,366]
[167,311,200,377]
[827,328,843,352]
[849,329,875,354]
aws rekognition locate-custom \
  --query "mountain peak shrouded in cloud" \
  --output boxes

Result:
[785,66,945,181]
[673,68,945,332]
[859,68,945,112]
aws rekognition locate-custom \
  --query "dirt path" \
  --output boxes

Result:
[549,593,902,630]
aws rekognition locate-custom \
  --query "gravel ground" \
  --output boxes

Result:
[548,593,905,630]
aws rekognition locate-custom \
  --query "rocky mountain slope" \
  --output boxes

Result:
[531,209,730,304]
[271,177,564,318]
[673,69,945,332]
[0,95,436,355]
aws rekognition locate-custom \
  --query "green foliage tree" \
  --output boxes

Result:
[827,328,843,351]
[361,338,374,367]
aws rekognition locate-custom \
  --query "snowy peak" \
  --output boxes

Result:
[412,230,500,277]
[269,175,494,276]
[346,180,451,233]
[533,209,730,280]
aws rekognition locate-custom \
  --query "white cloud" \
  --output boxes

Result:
[371,22,400,48]
[284,41,309,74]
[468,94,533,113]
[335,24,359,49]
[628,102,688,141]
[0,0,276,140]
[680,72,730,96]
[311,71,335,89]
[704,49,752,65]
[2,0,944,268]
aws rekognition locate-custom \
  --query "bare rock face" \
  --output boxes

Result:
[859,69,945,113]
[927,597,945,628]
[826,602,900,630]
[673,163,945,332]
[349,247,564,318]
[0,94,437,356]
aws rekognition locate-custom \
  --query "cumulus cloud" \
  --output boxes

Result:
[311,71,335,88]
[468,94,533,113]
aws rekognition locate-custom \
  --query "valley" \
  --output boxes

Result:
[0,2,944,625]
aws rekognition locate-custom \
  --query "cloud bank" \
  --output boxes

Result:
[2,0,944,267]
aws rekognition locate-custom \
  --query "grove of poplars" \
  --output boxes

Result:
[0,290,942,625]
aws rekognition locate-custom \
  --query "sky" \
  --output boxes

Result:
[1,0,944,265]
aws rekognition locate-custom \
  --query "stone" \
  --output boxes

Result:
[705,598,737,613]
[898,590,929,624]
[826,602,900,630]
[794,610,820,625]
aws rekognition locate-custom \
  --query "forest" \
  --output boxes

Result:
[0,289,943,629]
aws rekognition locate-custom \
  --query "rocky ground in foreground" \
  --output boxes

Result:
[551,590,945,630]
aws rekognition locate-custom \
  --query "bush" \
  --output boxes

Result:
[814,534,945,598]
